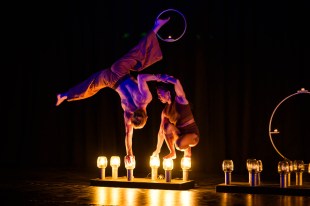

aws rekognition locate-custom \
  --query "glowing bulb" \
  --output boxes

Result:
[278,160,290,173]
[125,156,136,170]
[222,160,234,185]
[222,160,234,172]
[293,160,305,172]
[278,160,289,188]
[150,156,160,181]
[247,159,258,172]
[163,159,174,170]
[247,159,258,186]
[97,156,108,179]
[163,159,174,182]
[150,156,160,168]
[293,160,304,186]
[110,156,120,167]
[110,156,120,179]
[124,156,135,181]
[181,157,191,181]
[181,157,191,170]
[97,156,108,169]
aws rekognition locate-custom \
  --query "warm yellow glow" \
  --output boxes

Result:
[110,188,121,205]
[148,190,195,205]
[94,187,120,205]
[94,187,107,205]
[93,187,200,205]
[181,157,191,170]
[163,159,174,170]
[246,159,258,172]
[150,156,160,168]
[220,193,230,205]
[293,160,305,172]
[308,163,310,173]
[97,156,108,168]
[257,160,263,172]
[288,161,294,172]
[222,160,234,172]
[149,190,160,205]
[163,190,175,203]
[110,156,120,167]
[179,191,192,205]
[125,189,136,204]
[125,156,136,169]
[278,160,290,173]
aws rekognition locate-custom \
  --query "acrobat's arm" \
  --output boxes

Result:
[152,112,167,157]
[124,112,134,164]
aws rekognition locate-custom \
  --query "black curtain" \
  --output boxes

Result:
[3,0,309,180]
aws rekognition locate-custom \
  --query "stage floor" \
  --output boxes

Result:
[0,168,309,205]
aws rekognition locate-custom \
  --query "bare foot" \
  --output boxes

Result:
[153,17,170,33]
[163,153,176,159]
[56,94,67,106]
[183,147,191,158]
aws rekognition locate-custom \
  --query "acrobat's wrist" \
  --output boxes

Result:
[154,74,160,80]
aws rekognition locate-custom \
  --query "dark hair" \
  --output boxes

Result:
[156,82,176,99]
[156,82,170,91]
[131,108,148,129]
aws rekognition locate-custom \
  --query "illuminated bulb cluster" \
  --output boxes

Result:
[246,159,261,186]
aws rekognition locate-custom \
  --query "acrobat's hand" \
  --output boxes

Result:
[156,74,172,83]
[124,155,135,165]
[151,151,160,157]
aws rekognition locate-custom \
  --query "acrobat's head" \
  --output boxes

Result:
[131,108,148,129]
[156,83,175,104]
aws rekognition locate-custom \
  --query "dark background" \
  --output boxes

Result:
[3,0,309,180]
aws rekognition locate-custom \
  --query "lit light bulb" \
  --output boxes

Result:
[163,158,174,170]
[222,160,234,172]
[278,160,289,188]
[150,156,160,181]
[246,159,258,186]
[181,157,191,181]
[110,156,120,179]
[257,160,263,185]
[97,156,108,168]
[163,159,174,182]
[287,160,293,186]
[293,160,305,186]
[97,156,108,179]
[222,160,234,185]
[124,156,136,181]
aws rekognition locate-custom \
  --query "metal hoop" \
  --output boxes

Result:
[155,9,187,42]
[268,88,310,160]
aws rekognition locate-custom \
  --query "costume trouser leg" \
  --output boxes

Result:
[66,31,162,102]
[118,31,162,72]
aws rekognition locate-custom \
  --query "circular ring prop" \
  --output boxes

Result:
[155,9,187,42]
[268,88,310,160]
